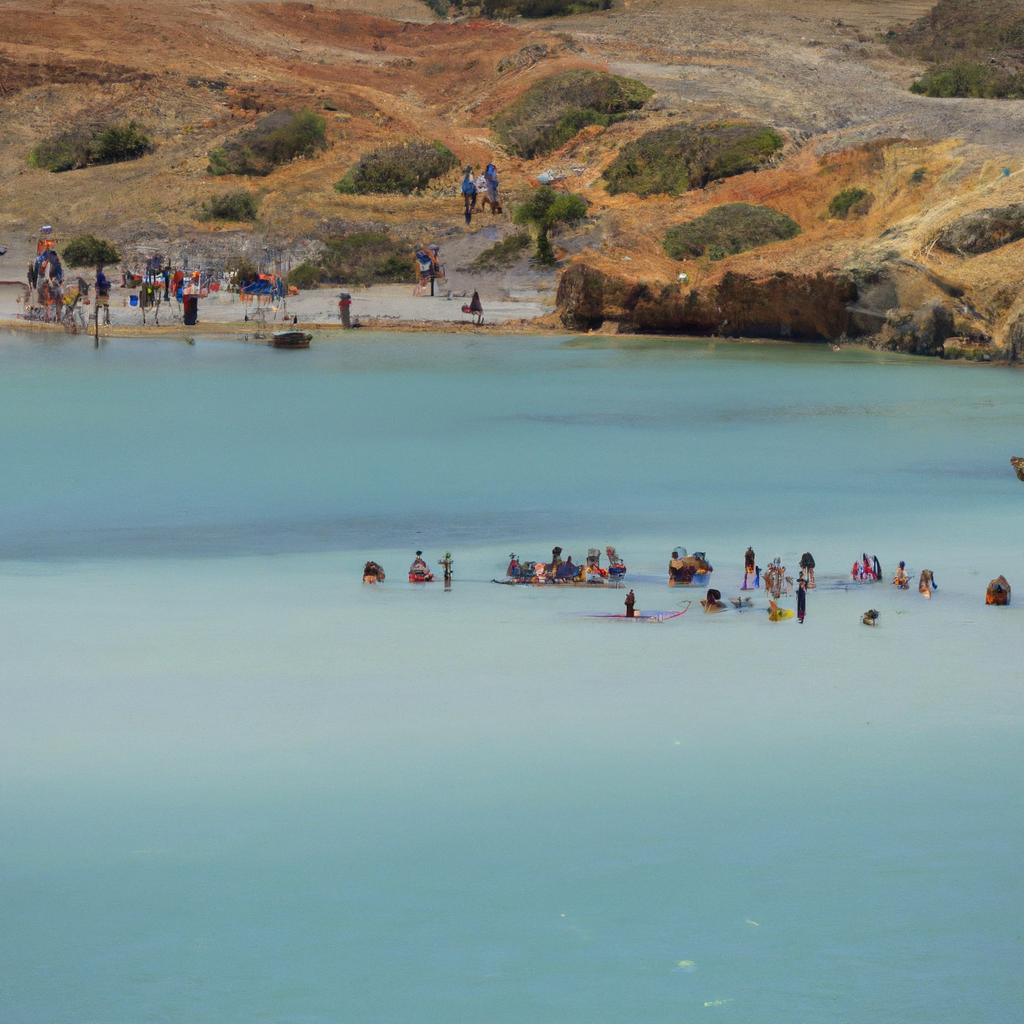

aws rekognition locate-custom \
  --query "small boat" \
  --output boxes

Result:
[272,330,312,349]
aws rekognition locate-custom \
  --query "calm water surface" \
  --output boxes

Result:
[1,331,1021,1023]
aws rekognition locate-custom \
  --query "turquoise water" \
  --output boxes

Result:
[1,331,1022,1023]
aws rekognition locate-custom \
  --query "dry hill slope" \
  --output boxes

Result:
[2,0,1024,356]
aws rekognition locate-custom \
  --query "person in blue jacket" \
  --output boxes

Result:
[461,167,477,225]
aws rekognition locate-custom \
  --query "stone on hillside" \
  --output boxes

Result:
[935,204,1024,255]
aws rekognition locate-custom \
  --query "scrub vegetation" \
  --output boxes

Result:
[199,190,260,221]
[663,203,800,261]
[424,0,610,16]
[30,121,153,172]
[207,109,327,176]
[335,141,458,195]
[604,122,783,197]
[514,186,587,264]
[62,235,122,267]
[891,0,1024,98]
[492,70,652,158]
[471,231,532,270]
[287,231,411,288]
[827,187,874,219]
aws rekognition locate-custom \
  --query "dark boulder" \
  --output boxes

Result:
[935,204,1024,255]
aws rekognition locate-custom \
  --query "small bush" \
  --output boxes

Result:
[910,61,1024,99]
[492,70,652,158]
[287,262,323,289]
[828,187,874,219]
[226,256,259,284]
[199,191,260,221]
[335,140,458,195]
[910,168,927,184]
[515,186,588,263]
[429,0,610,14]
[208,109,327,176]
[472,231,532,270]
[663,203,800,260]
[482,0,611,14]
[320,232,411,285]
[62,235,122,267]
[30,121,152,173]
[88,122,153,164]
[604,122,783,197]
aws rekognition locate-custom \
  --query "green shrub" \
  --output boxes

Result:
[482,0,611,14]
[62,235,122,267]
[88,122,153,164]
[287,262,324,289]
[472,231,532,270]
[910,61,1024,98]
[30,121,152,173]
[208,109,327,176]
[604,122,783,197]
[199,191,260,221]
[428,0,611,14]
[335,140,458,195]
[290,232,412,287]
[514,185,588,263]
[663,203,800,260]
[492,70,652,158]
[910,167,927,184]
[226,256,259,283]
[828,187,874,219]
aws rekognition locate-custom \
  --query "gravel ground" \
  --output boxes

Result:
[557,0,1024,151]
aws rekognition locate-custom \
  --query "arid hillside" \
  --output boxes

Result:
[3,0,1024,356]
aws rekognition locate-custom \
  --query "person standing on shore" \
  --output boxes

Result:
[625,589,636,618]
[797,575,807,623]
[95,265,111,325]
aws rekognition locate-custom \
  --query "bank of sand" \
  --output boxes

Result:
[0,279,556,338]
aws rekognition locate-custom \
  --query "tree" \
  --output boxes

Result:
[513,186,587,264]
[62,235,121,267]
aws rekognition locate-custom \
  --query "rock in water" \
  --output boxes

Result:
[1011,456,1024,482]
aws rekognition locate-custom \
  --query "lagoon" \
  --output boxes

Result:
[1,331,1021,1023]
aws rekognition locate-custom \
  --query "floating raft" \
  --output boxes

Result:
[586,607,689,623]
[492,578,623,587]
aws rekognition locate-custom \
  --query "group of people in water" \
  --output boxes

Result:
[504,546,628,584]
[360,543,1011,622]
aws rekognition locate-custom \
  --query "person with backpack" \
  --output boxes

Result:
[461,167,477,225]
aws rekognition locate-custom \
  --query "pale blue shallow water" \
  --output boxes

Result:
[1,331,1022,1024]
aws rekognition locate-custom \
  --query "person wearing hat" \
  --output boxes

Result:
[409,550,429,575]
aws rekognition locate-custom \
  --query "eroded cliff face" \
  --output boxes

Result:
[556,254,1014,360]
[557,264,859,339]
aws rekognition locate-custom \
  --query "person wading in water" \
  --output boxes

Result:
[797,575,807,624]
[624,589,636,618]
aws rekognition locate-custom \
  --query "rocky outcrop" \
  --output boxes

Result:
[935,204,1024,255]
[556,263,858,340]
[873,300,956,356]
[1003,313,1024,361]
